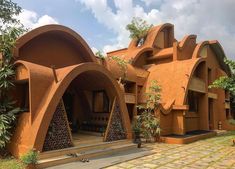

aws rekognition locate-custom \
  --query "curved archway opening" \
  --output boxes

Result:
[63,71,116,135]
[41,67,129,151]
[185,61,208,133]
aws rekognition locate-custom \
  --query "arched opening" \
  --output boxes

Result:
[186,61,208,132]
[62,71,115,138]
[42,67,129,152]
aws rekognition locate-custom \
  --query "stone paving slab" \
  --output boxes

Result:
[106,131,235,169]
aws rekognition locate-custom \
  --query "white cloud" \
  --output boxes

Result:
[141,0,162,6]
[18,9,58,29]
[78,0,235,59]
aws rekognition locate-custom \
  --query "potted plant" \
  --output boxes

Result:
[137,80,161,143]
[20,149,38,169]
[228,119,235,125]
[132,118,141,144]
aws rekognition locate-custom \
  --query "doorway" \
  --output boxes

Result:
[61,72,113,144]
[208,98,214,130]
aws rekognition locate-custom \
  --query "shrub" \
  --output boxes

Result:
[137,80,161,141]
[20,149,38,165]
[228,119,235,125]
[0,27,25,149]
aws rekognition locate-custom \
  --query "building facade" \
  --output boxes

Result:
[8,24,235,157]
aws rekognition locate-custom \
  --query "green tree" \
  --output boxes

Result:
[136,80,161,141]
[126,17,153,45]
[210,59,235,95]
[95,51,105,60]
[0,0,22,28]
[0,0,25,149]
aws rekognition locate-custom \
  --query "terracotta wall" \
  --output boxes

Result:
[18,32,84,68]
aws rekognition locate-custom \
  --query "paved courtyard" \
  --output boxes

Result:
[106,131,235,169]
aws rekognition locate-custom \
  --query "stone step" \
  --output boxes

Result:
[36,142,137,169]
[39,139,131,160]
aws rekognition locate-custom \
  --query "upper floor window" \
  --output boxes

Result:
[137,37,145,47]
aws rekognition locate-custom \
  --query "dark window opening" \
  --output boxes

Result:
[16,82,29,112]
[226,109,230,119]
[92,90,109,113]
[62,92,74,123]
[188,91,198,112]
[137,37,145,47]
[127,104,134,122]
[208,68,212,85]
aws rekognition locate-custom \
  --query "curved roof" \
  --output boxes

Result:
[13,61,131,152]
[107,23,173,67]
[143,58,202,107]
[14,24,97,63]
[192,40,231,76]
[105,58,137,82]
[128,23,174,49]
[209,40,231,76]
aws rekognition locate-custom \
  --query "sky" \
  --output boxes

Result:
[13,0,235,59]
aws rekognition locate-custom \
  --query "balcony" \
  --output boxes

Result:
[225,102,230,109]
[125,93,136,104]
[188,76,206,93]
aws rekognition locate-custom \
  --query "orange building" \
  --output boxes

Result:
[9,23,235,158]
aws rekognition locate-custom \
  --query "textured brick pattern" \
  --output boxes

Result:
[42,100,73,151]
[105,103,126,141]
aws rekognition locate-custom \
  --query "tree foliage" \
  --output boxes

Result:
[0,0,25,149]
[111,56,128,83]
[210,59,235,95]
[95,51,105,60]
[0,0,22,27]
[126,17,153,43]
[136,80,161,141]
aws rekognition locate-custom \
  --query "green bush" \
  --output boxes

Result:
[137,80,161,141]
[228,119,235,125]
[0,99,21,148]
[0,27,25,149]
[20,149,38,165]
[0,158,26,169]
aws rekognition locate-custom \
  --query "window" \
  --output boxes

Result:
[226,109,230,119]
[208,68,212,85]
[188,91,198,112]
[92,90,109,113]
[137,37,145,47]
[14,82,30,112]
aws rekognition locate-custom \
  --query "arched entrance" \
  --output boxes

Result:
[61,71,118,143]
[37,63,132,152]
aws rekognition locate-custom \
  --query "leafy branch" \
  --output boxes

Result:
[209,58,235,95]
[0,28,25,148]
[126,17,153,46]
[95,51,105,60]
[136,80,161,141]
[0,0,22,27]
[110,56,128,83]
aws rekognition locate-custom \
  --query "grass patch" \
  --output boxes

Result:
[0,158,26,169]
